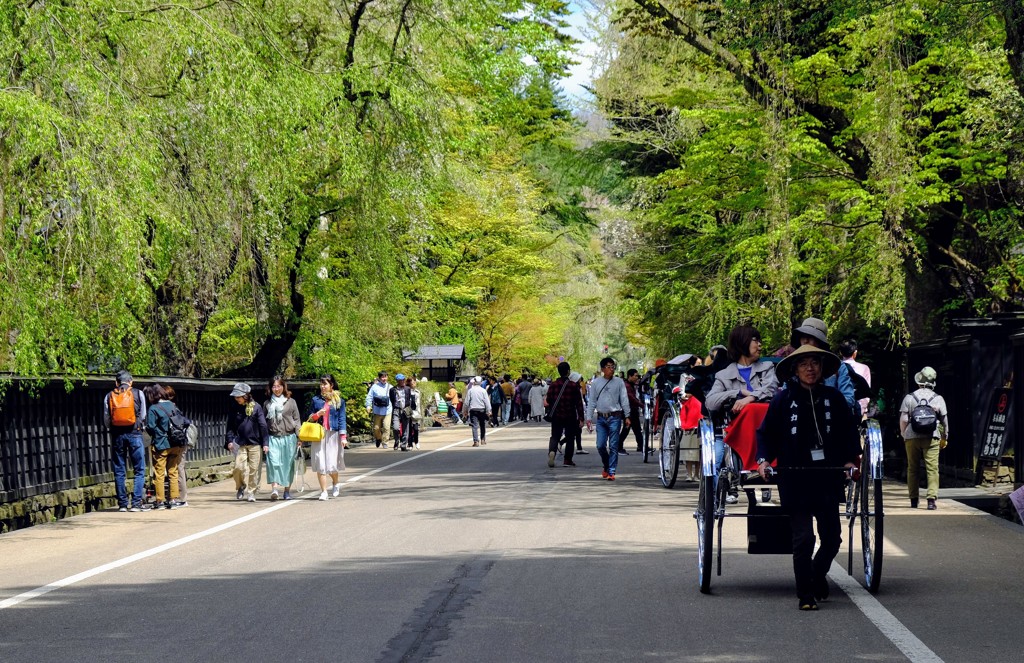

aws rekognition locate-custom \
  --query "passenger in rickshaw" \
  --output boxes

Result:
[705,325,779,501]
[755,345,861,611]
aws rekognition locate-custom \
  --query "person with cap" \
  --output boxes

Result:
[226,382,269,502]
[755,344,861,611]
[389,373,416,451]
[899,367,949,510]
[706,325,779,503]
[365,371,392,449]
[309,374,348,499]
[462,376,491,446]
[585,357,632,481]
[545,362,585,467]
[790,317,857,415]
[104,370,150,512]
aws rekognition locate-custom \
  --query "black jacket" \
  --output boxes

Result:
[225,402,269,448]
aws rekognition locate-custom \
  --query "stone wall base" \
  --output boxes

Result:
[0,463,234,534]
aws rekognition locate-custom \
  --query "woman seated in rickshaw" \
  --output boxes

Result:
[755,345,861,611]
[705,325,779,500]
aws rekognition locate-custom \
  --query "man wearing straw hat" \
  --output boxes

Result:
[755,344,861,611]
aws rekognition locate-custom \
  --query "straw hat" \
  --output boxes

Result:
[774,344,841,383]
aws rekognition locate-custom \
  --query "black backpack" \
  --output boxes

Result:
[166,404,190,447]
[909,396,938,435]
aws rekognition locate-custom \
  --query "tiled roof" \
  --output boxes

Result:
[402,344,466,361]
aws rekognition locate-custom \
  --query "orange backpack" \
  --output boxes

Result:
[109,388,136,427]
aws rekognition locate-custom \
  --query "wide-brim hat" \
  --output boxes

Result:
[792,317,829,346]
[914,366,937,387]
[569,371,582,383]
[775,344,841,383]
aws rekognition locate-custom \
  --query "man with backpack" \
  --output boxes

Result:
[899,366,949,510]
[103,370,149,512]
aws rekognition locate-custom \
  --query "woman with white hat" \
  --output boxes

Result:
[755,344,861,610]
[899,366,949,510]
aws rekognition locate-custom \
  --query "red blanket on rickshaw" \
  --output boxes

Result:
[723,402,770,471]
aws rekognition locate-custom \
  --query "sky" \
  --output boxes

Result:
[556,2,600,106]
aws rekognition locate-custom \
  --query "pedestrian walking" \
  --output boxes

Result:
[839,339,873,419]
[463,377,491,446]
[755,344,861,611]
[226,383,269,503]
[617,368,643,454]
[445,381,462,424]
[488,376,505,427]
[263,376,301,501]
[517,376,533,421]
[104,370,149,512]
[500,376,515,424]
[308,374,348,500]
[899,366,949,510]
[528,378,546,422]
[408,376,423,449]
[585,358,631,481]
[389,373,416,451]
[366,371,392,448]
[546,362,585,467]
[568,372,589,455]
[144,384,189,509]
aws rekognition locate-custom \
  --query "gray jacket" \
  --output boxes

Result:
[264,397,301,438]
[585,376,631,421]
[705,361,779,413]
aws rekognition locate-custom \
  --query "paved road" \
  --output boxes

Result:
[1,422,1022,662]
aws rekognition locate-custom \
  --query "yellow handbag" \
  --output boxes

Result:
[298,421,325,443]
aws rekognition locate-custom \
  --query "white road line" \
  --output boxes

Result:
[829,562,943,663]
[0,429,503,611]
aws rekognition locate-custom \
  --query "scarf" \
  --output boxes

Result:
[245,401,255,417]
[267,394,286,421]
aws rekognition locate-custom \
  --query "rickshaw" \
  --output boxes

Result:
[694,405,885,595]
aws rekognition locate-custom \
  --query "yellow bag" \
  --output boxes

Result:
[298,421,325,443]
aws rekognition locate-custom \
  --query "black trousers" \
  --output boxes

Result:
[549,419,579,463]
[617,409,643,450]
[789,502,842,601]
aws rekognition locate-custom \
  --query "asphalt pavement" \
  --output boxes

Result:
[1,421,1022,662]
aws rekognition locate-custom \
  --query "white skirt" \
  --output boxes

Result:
[310,430,346,475]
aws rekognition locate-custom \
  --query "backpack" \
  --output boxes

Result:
[109,388,136,427]
[910,396,938,435]
[166,404,190,447]
[848,367,872,403]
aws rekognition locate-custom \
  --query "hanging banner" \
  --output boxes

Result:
[979,388,1012,460]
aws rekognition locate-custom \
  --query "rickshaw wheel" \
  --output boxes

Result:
[659,412,680,488]
[859,441,884,592]
[697,473,714,593]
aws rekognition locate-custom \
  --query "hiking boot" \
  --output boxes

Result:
[548,451,556,468]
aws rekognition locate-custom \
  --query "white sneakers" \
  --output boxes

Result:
[270,490,280,501]
[246,491,256,502]
[318,490,329,501]
[331,484,341,498]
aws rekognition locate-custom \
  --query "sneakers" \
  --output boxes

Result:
[414,443,420,449]
[563,460,576,467]
[927,498,937,510]
[331,484,341,498]
[318,490,329,501]
[472,442,480,447]
[799,599,819,611]
[608,474,616,481]
[480,440,487,445]
[128,503,152,512]
[910,498,919,508]
[577,449,589,455]
[548,451,556,468]
[761,489,772,503]
[618,449,630,456]
[602,471,610,479]
[270,490,280,501]
[236,488,245,500]
[245,491,256,502]
[118,506,128,512]
[725,494,739,505]
[814,577,830,602]
[283,490,292,500]
[168,499,186,509]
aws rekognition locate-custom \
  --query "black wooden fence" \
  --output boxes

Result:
[0,376,317,503]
